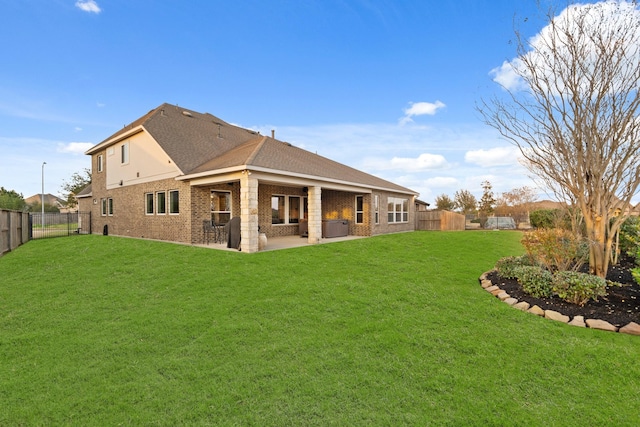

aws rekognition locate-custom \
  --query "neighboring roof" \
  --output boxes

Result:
[87,103,418,195]
[25,193,65,206]
[75,184,92,198]
[415,199,430,206]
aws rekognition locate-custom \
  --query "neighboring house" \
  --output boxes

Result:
[25,193,73,212]
[79,103,419,252]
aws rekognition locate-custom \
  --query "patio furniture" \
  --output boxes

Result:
[203,220,215,244]
[322,220,349,238]
[226,217,241,250]
[213,223,228,243]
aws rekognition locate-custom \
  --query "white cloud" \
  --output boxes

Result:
[400,101,445,125]
[75,0,101,14]
[57,142,94,155]
[389,153,450,171]
[491,1,640,93]
[425,176,459,187]
[465,146,520,167]
[489,60,527,91]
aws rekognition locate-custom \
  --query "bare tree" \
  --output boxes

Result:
[495,186,538,223]
[479,1,640,277]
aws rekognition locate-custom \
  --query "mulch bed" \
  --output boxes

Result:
[487,256,640,327]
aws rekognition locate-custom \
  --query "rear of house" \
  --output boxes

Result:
[78,103,419,252]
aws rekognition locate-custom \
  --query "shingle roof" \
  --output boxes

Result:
[90,103,417,195]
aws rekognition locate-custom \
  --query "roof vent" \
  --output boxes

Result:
[182,111,193,117]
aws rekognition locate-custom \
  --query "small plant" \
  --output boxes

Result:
[495,255,537,279]
[514,265,553,298]
[552,271,607,306]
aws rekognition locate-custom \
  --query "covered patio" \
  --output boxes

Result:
[194,234,366,252]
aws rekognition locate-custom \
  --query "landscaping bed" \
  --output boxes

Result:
[488,256,640,328]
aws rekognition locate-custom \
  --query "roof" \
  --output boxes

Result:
[87,103,418,195]
[25,193,65,206]
[75,184,92,198]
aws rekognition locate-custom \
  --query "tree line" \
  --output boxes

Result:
[434,181,538,220]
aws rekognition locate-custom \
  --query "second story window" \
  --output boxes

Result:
[121,142,129,164]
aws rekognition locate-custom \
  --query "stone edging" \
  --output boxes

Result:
[479,270,640,336]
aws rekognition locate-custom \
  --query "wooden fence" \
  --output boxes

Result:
[0,209,30,256]
[415,210,466,231]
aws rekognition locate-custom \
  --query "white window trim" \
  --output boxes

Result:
[211,190,232,223]
[145,193,154,215]
[272,194,304,225]
[97,154,103,173]
[156,191,166,215]
[387,196,409,224]
[121,142,129,165]
[107,198,114,216]
[101,198,107,216]
[169,190,179,215]
[374,195,380,225]
[355,195,364,224]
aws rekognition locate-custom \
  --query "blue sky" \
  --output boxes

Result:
[1,0,567,204]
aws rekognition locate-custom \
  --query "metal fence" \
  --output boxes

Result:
[29,212,92,239]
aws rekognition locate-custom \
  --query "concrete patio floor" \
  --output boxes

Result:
[194,234,365,252]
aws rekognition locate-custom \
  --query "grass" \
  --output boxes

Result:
[1,232,639,425]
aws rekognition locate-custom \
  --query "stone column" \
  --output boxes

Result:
[307,186,322,244]
[240,172,259,253]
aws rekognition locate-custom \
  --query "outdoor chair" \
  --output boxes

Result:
[202,220,215,244]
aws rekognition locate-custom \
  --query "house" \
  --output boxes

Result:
[78,103,419,252]
[25,193,73,212]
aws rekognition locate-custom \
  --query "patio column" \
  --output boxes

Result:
[240,172,259,253]
[307,186,322,244]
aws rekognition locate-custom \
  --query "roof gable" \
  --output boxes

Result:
[88,103,418,195]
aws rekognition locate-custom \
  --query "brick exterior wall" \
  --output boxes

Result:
[88,150,194,243]
[87,151,415,244]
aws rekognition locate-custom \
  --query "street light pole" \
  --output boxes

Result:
[41,162,46,227]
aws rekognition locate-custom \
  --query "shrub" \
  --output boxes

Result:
[552,271,607,306]
[529,209,572,229]
[514,265,554,298]
[495,255,537,279]
[521,228,588,272]
[619,216,640,261]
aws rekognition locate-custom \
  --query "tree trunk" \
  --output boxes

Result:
[586,215,608,278]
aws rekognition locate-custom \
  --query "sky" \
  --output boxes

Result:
[0,0,594,204]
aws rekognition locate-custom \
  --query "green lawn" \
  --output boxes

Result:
[1,232,639,425]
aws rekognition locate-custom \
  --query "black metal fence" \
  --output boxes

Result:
[29,212,92,239]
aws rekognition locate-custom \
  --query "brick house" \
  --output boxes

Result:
[78,103,419,252]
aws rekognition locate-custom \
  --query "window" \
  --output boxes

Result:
[101,198,107,216]
[121,142,129,164]
[145,193,154,215]
[272,195,304,225]
[374,195,379,224]
[157,191,166,214]
[387,197,408,223]
[107,198,113,216]
[211,191,231,224]
[272,195,285,224]
[355,195,364,224]
[169,190,179,214]
[97,154,103,172]
[289,196,300,223]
